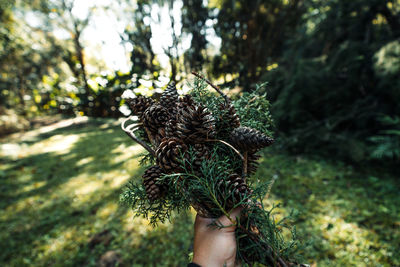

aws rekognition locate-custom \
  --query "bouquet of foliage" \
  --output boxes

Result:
[120,73,303,266]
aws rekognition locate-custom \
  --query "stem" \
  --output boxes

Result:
[265,176,277,200]
[144,126,157,147]
[121,117,156,157]
[187,172,229,219]
[243,151,248,180]
[238,224,289,267]
[185,172,289,266]
[204,180,288,267]
[191,71,230,104]
[205,139,244,160]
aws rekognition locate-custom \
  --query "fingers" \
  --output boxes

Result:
[195,206,243,233]
[229,206,243,219]
[217,206,243,227]
[194,214,214,232]
[193,211,239,267]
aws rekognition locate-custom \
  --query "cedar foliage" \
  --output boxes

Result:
[120,77,303,266]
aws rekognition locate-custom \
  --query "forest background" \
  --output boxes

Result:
[0,0,399,266]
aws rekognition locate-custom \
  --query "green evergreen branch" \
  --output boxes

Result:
[121,79,301,265]
[191,71,230,103]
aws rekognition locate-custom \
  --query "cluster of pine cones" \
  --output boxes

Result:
[126,81,274,216]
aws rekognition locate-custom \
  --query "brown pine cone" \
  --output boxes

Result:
[126,96,153,117]
[142,165,165,201]
[247,151,261,175]
[191,144,211,172]
[229,127,274,151]
[156,137,188,173]
[153,127,167,146]
[160,82,179,112]
[220,102,240,128]
[176,102,215,143]
[226,173,249,199]
[177,94,196,108]
[233,151,261,176]
[142,104,170,133]
[165,119,177,138]
[218,173,251,208]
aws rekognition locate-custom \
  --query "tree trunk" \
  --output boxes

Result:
[73,27,91,97]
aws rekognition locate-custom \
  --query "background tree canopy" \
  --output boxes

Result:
[1,0,399,160]
[1,1,400,266]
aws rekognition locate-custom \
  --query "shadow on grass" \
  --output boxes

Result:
[1,118,178,266]
[123,211,193,267]
[1,119,139,209]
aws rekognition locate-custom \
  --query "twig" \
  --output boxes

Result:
[144,126,157,147]
[265,175,277,200]
[191,71,230,103]
[205,139,244,160]
[121,117,156,157]
[238,224,289,267]
[243,151,248,180]
[220,203,289,267]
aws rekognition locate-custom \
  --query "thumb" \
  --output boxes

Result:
[216,207,243,231]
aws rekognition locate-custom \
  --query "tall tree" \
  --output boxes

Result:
[119,0,161,86]
[0,0,64,113]
[49,0,93,98]
[212,0,305,90]
[181,0,209,71]
[0,0,17,107]
[118,0,210,82]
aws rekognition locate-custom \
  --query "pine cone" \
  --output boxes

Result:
[247,151,261,175]
[126,96,153,117]
[143,104,170,133]
[191,202,215,218]
[177,94,196,108]
[220,102,240,128]
[191,144,211,172]
[160,82,179,111]
[230,127,274,151]
[233,151,261,176]
[153,127,167,146]
[142,165,165,201]
[219,173,251,208]
[176,102,216,143]
[156,137,188,173]
[226,173,249,199]
[165,119,177,138]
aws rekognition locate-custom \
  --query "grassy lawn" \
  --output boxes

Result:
[0,118,399,266]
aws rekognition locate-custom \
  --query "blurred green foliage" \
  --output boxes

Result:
[369,115,400,159]
[2,0,399,162]
[263,0,400,162]
[1,1,399,264]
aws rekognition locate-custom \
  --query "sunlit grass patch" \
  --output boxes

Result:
[258,151,400,266]
[0,118,149,266]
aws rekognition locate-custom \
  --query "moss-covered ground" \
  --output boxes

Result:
[0,118,399,266]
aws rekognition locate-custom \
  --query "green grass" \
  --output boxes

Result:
[0,118,399,266]
[258,153,400,266]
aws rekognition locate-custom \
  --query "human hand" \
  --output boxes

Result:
[192,208,242,267]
